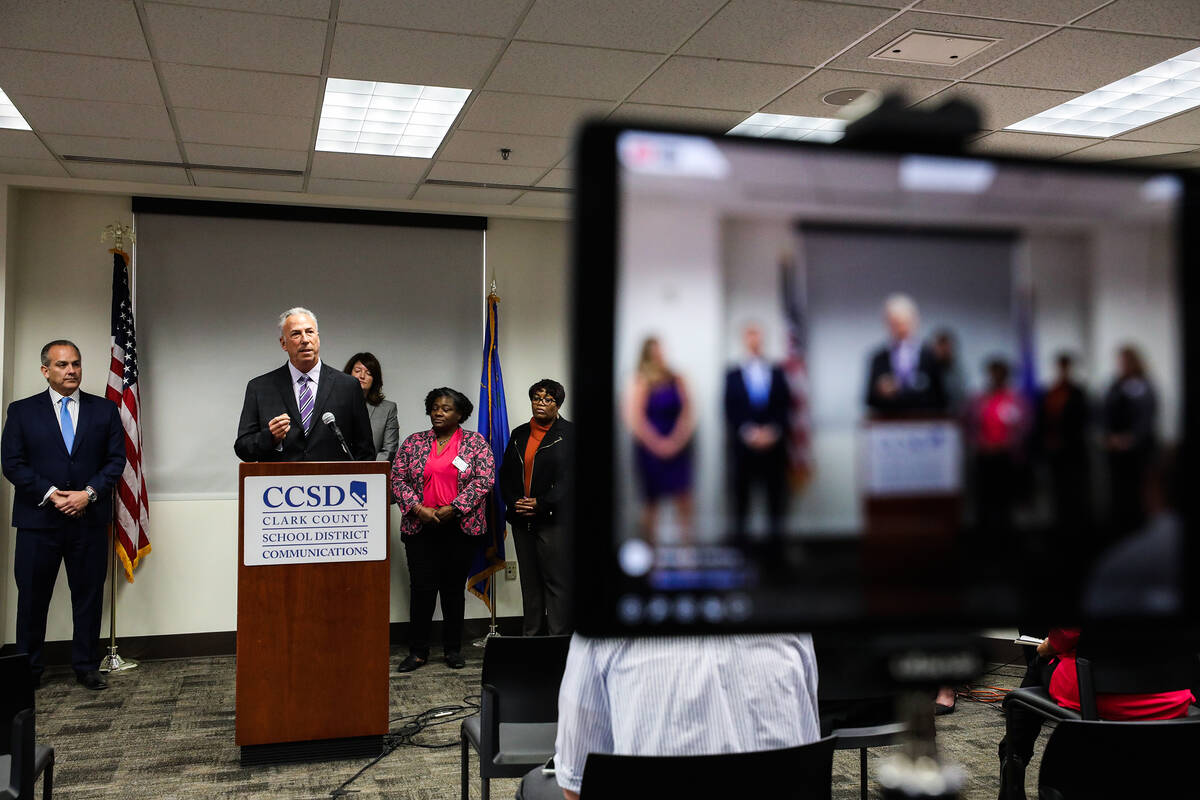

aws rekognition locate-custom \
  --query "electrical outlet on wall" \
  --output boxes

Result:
[505,561,518,580]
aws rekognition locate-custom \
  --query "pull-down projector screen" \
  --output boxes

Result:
[134,202,485,498]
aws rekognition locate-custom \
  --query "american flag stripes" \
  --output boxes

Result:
[106,250,151,581]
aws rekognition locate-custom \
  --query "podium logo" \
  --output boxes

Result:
[350,480,368,508]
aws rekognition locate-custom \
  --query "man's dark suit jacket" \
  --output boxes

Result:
[864,344,946,415]
[724,364,791,461]
[1,390,126,529]
[234,363,373,462]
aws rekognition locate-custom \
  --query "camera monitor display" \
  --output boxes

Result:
[571,122,1197,635]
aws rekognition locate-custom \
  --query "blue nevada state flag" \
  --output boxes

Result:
[468,290,509,611]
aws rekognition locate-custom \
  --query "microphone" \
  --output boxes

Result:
[322,412,353,459]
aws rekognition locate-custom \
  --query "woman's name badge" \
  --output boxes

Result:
[452,456,469,473]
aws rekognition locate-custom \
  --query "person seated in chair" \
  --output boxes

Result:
[997,627,1194,799]
[518,634,821,800]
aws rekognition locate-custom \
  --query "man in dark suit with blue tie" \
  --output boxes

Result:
[234,307,373,463]
[724,323,792,550]
[1,340,126,690]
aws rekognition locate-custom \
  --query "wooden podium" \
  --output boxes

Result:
[236,461,390,765]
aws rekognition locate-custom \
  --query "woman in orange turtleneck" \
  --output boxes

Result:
[500,379,575,636]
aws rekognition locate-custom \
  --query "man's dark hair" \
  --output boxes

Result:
[40,339,81,367]
[528,378,566,407]
[343,352,385,405]
[425,387,474,423]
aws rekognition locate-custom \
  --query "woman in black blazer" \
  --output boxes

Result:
[344,352,399,463]
[500,379,574,636]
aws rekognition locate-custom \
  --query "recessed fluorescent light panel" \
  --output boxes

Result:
[316,78,470,158]
[728,113,845,143]
[0,87,32,131]
[1006,46,1200,138]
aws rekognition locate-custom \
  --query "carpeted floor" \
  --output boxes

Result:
[29,647,1048,799]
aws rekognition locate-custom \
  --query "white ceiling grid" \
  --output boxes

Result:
[0,0,1196,213]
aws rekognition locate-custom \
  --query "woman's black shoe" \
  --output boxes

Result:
[444,652,466,669]
[397,655,427,673]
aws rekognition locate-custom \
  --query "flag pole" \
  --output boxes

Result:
[99,523,137,673]
[99,223,139,674]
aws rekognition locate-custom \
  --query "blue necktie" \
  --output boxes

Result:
[60,397,74,452]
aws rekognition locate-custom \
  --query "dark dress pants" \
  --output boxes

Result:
[511,521,572,636]
[403,521,479,657]
[731,445,788,549]
[14,525,108,677]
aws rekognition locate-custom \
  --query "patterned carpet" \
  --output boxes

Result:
[28,648,1045,799]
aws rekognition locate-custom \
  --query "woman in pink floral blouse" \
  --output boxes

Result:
[391,387,495,671]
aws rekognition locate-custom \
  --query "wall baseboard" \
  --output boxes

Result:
[0,616,525,664]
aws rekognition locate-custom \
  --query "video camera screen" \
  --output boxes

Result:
[571,122,1197,635]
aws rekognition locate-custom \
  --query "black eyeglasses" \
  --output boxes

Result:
[531,396,557,406]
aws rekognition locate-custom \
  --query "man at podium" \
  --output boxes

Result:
[234,307,373,462]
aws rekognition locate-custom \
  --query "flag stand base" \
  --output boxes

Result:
[100,645,139,673]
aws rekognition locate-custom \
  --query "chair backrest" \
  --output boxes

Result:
[0,654,34,756]
[6,708,36,800]
[579,737,836,800]
[1037,718,1200,799]
[480,635,572,724]
[1073,636,1198,719]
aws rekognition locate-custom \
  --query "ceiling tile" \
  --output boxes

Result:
[511,191,571,209]
[830,11,1053,80]
[160,64,319,116]
[310,152,430,182]
[681,0,894,66]
[914,0,1107,24]
[969,29,1200,92]
[306,176,418,198]
[1058,140,1197,162]
[183,143,308,171]
[174,108,313,149]
[915,83,1081,130]
[153,0,331,18]
[191,171,305,190]
[329,24,503,88]
[12,96,176,139]
[0,130,56,160]
[763,68,949,116]
[607,103,746,129]
[0,156,69,178]
[629,57,804,111]
[144,3,327,74]
[64,162,191,184]
[427,161,548,185]
[1108,149,1200,169]
[0,0,150,58]
[515,0,725,53]
[457,93,613,137]
[1076,0,1200,39]
[484,42,662,100]
[436,130,570,167]
[536,168,572,189]
[820,0,908,6]
[413,184,522,205]
[969,130,1097,158]
[338,0,528,36]
[1116,107,1200,145]
[0,50,162,105]
[42,134,182,162]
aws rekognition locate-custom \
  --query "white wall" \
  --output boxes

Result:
[1,188,570,646]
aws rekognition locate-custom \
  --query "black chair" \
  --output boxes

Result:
[2,710,54,800]
[1037,718,1200,799]
[0,655,35,757]
[460,635,572,800]
[829,720,906,800]
[577,737,837,800]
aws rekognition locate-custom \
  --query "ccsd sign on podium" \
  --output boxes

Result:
[243,473,387,566]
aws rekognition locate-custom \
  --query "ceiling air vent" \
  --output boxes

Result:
[870,30,999,66]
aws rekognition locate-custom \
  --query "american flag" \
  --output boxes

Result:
[106,251,151,581]
[781,255,814,488]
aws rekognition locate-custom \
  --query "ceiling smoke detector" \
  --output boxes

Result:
[870,30,999,66]
[822,88,876,107]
